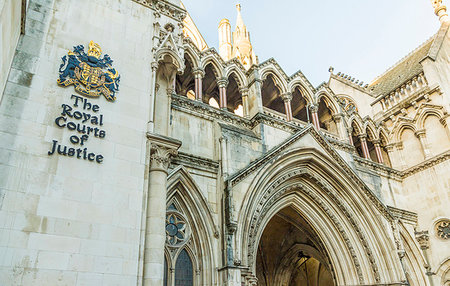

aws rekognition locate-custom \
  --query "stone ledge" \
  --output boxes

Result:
[354,156,403,180]
[402,150,450,178]
[387,206,418,225]
[171,151,219,173]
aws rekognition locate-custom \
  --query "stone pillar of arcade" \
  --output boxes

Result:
[193,68,204,101]
[373,139,384,164]
[281,92,293,121]
[218,78,229,109]
[358,134,371,160]
[240,87,250,118]
[415,129,432,159]
[309,104,320,129]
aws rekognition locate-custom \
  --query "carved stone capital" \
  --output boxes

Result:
[395,142,404,151]
[151,61,159,71]
[150,144,178,172]
[227,221,238,234]
[415,230,430,250]
[415,129,427,138]
[358,134,367,141]
[239,87,249,96]
[385,143,395,153]
[193,68,205,78]
[217,78,229,88]
[147,133,182,172]
[309,104,319,113]
[281,92,292,102]
[372,139,382,146]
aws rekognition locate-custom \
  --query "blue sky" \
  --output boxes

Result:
[182,0,440,86]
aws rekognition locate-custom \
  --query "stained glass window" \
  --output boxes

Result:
[174,249,193,286]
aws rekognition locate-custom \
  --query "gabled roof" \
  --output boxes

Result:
[369,37,434,96]
[369,22,450,97]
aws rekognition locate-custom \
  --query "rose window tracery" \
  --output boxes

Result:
[436,219,450,239]
[165,210,190,247]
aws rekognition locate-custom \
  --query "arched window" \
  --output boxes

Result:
[164,203,196,286]
[175,249,194,286]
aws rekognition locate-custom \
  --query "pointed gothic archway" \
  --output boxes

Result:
[232,134,406,285]
[256,206,334,285]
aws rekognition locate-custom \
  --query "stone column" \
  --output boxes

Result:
[240,87,250,118]
[395,142,407,170]
[193,69,204,101]
[415,129,431,159]
[309,104,320,129]
[358,134,371,160]
[385,144,395,167]
[144,133,181,286]
[147,62,159,132]
[281,92,293,121]
[415,230,434,286]
[217,78,229,110]
[219,136,229,178]
[373,139,384,164]
[347,127,354,145]
[332,113,346,140]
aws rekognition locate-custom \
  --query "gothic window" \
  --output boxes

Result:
[166,210,190,247]
[174,249,194,286]
[164,201,197,286]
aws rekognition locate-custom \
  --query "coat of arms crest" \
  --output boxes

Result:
[57,41,120,101]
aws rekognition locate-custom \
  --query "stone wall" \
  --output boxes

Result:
[0,0,155,285]
[0,0,23,101]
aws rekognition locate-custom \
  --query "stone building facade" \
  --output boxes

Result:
[0,0,449,285]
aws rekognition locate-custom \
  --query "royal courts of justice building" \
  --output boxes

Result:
[0,0,450,285]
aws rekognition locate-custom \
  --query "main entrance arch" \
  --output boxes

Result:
[232,143,406,285]
[256,206,334,285]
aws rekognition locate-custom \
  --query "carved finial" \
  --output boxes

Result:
[236,3,241,12]
[431,0,449,23]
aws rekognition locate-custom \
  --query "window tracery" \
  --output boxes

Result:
[164,201,197,286]
[436,219,450,239]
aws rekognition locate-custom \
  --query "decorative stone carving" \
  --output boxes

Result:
[435,219,450,239]
[192,68,205,78]
[415,230,430,250]
[281,92,292,102]
[165,210,190,247]
[239,87,249,96]
[244,168,384,283]
[150,143,178,172]
[216,78,229,88]
[308,104,319,113]
[132,0,187,22]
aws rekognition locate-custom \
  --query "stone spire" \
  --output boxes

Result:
[231,4,257,69]
[431,0,449,24]
[235,4,245,30]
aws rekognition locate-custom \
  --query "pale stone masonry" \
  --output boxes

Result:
[0,0,449,285]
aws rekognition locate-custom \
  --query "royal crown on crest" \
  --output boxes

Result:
[57,41,120,101]
[87,41,102,59]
